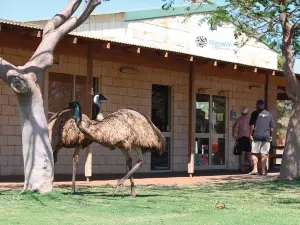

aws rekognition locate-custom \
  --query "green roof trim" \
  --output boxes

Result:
[124,4,218,22]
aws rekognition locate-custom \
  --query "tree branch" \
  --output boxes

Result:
[0,57,16,83]
[279,12,287,27]
[292,17,300,30]
[0,58,30,94]
[43,0,82,37]
[26,0,102,70]
[57,0,102,37]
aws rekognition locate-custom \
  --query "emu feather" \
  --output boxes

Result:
[67,101,166,197]
[47,94,106,193]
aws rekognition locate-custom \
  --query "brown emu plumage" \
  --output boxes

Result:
[48,109,92,160]
[48,108,96,193]
[78,109,166,154]
[74,107,166,198]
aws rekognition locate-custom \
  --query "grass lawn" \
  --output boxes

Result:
[0,180,300,225]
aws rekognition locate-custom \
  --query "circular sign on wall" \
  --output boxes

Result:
[195,36,208,48]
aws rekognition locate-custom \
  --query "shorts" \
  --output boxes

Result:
[251,140,270,155]
[237,137,251,153]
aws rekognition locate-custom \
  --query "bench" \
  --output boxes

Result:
[267,145,284,170]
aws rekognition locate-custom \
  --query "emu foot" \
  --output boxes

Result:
[71,187,76,194]
[113,179,125,196]
[128,194,136,198]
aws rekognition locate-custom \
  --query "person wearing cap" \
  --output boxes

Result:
[249,100,275,175]
[232,106,253,172]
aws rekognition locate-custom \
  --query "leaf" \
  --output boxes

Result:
[206,0,214,5]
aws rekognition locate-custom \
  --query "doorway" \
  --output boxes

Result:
[194,93,227,169]
[151,84,171,171]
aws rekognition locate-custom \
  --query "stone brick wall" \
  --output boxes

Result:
[194,73,269,170]
[90,61,189,174]
[0,45,278,176]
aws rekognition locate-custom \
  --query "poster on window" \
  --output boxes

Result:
[200,154,208,165]
[212,137,219,152]
[217,113,224,122]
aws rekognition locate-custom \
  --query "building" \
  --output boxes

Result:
[0,4,291,177]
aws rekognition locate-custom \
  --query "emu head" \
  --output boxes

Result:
[92,93,107,120]
[93,93,108,106]
[65,101,82,123]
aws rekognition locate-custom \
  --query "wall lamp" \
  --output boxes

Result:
[249,84,261,89]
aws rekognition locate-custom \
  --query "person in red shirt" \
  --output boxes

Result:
[233,106,253,172]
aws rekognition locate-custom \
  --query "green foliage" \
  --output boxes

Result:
[277,100,293,138]
[278,54,284,70]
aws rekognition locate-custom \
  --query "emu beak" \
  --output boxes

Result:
[64,104,72,110]
[98,94,108,101]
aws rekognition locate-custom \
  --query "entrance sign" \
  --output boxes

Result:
[189,27,238,62]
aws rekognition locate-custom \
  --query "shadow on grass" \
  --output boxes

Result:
[62,191,161,198]
[19,191,70,207]
[195,179,300,192]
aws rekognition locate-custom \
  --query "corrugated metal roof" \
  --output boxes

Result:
[0,19,285,74]
[0,19,43,29]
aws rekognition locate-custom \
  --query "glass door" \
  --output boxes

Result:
[195,94,227,169]
[195,94,210,167]
[151,84,171,171]
[211,95,226,166]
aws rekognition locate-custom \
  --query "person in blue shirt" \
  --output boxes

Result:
[249,100,275,176]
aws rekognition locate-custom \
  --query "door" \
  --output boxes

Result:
[194,93,227,169]
[151,84,171,171]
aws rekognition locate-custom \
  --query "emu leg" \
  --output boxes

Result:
[53,148,59,164]
[72,146,81,194]
[113,149,144,197]
[124,152,136,198]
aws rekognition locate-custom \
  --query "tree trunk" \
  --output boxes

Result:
[0,0,103,193]
[17,76,54,193]
[279,30,299,180]
[279,102,300,180]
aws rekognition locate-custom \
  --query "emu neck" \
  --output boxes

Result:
[92,103,100,120]
[74,105,82,123]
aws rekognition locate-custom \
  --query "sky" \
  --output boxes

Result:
[0,0,228,21]
[0,0,299,73]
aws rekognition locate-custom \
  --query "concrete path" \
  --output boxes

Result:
[0,172,279,191]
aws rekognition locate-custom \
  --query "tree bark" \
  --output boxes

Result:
[279,102,300,180]
[8,68,54,193]
[0,0,103,193]
[18,73,53,193]
[278,16,300,180]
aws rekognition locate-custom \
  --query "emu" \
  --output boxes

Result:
[65,101,166,198]
[48,94,107,193]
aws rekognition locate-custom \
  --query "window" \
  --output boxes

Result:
[151,84,170,132]
[48,72,99,119]
[48,73,73,119]
[151,84,171,170]
[75,75,87,114]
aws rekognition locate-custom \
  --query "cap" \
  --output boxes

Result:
[241,106,248,114]
[256,100,264,105]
